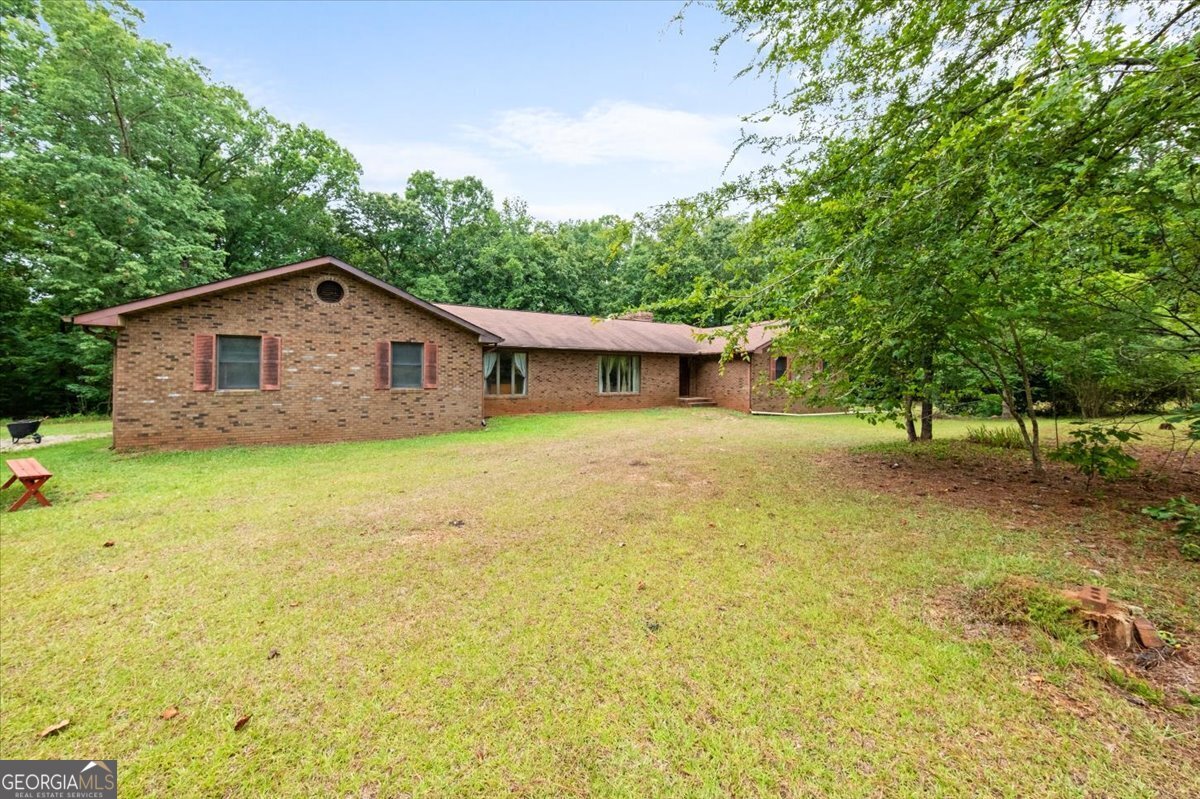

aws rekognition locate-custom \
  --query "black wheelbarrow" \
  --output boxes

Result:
[7,419,43,444]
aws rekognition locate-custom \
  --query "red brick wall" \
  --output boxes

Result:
[483,349,681,416]
[112,268,484,450]
[693,356,751,412]
[749,351,842,414]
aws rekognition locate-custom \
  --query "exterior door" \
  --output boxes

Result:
[679,357,691,396]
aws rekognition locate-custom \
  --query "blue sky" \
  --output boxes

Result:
[134,0,776,221]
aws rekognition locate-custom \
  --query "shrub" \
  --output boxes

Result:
[1142,496,1200,561]
[966,425,1026,450]
[1048,423,1141,488]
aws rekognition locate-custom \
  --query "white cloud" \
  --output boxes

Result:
[468,100,740,171]
[334,100,789,220]
[346,141,514,196]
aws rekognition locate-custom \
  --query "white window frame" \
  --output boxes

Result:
[484,351,528,397]
[598,355,640,395]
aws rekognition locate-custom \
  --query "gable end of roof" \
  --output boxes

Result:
[67,256,502,344]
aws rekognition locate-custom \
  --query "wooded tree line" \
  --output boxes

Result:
[0,0,764,417]
[707,0,1200,470]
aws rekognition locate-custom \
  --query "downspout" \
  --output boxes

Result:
[746,349,753,414]
[750,410,851,418]
[480,341,498,426]
[63,318,121,436]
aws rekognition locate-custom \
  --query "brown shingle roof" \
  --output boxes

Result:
[437,304,710,354]
[437,305,784,355]
[736,321,786,353]
[67,255,785,354]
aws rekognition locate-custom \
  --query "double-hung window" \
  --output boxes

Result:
[391,343,424,388]
[485,351,527,396]
[217,335,262,390]
[598,355,640,394]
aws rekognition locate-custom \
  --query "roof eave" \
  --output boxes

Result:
[66,312,123,328]
[65,256,504,343]
[490,343,713,356]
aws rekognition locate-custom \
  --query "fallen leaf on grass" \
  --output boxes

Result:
[267,649,280,660]
[234,714,251,731]
[160,707,179,720]
[37,719,69,738]
[287,601,300,608]
[102,540,115,548]
[637,581,646,591]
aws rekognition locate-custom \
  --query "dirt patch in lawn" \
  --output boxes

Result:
[818,441,1200,539]
[0,432,110,451]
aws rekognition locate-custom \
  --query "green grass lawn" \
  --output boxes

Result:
[1,410,1196,797]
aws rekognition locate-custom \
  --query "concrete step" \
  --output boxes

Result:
[678,397,717,408]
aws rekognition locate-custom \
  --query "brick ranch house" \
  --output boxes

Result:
[69,257,837,450]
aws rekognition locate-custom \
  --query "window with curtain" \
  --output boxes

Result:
[598,355,640,394]
[217,335,261,390]
[773,356,789,380]
[484,351,527,395]
[391,342,424,388]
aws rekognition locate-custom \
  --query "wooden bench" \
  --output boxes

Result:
[3,458,53,512]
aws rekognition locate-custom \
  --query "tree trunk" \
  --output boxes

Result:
[1020,370,1044,473]
[1009,323,1044,473]
[951,330,1044,472]
[903,396,917,443]
[919,351,934,440]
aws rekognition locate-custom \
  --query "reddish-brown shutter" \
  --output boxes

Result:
[423,342,438,389]
[193,334,215,391]
[374,340,391,390]
[261,336,282,391]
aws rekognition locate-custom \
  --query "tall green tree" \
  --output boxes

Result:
[0,0,361,415]
[711,0,1200,469]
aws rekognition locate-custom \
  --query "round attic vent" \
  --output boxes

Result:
[316,280,345,304]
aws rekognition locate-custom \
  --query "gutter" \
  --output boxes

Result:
[750,410,851,418]
[66,321,120,341]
